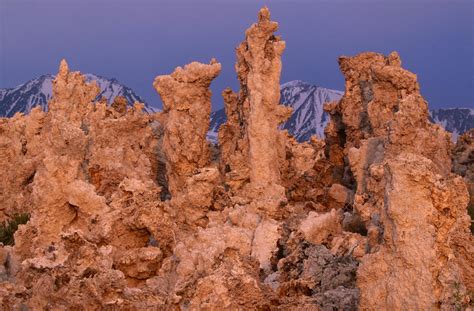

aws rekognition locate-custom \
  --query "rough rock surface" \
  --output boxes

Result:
[154,60,221,198]
[154,60,222,226]
[0,7,472,310]
[0,107,44,221]
[453,129,474,232]
[218,8,292,217]
[325,52,472,309]
[451,129,474,292]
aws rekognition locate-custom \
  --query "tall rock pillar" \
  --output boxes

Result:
[154,60,221,225]
[219,7,292,212]
[325,52,472,309]
[154,60,221,198]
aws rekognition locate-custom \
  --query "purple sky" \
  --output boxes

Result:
[1,0,473,110]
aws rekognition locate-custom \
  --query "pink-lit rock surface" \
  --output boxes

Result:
[0,7,471,310]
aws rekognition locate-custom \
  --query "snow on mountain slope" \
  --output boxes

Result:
[430,108,474,141]
[2,75,471,142]
[209,108,227,143]
[280,80,343,141]
[209,80,473,143]
[0,74,154,117]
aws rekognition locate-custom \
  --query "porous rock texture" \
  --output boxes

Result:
[451,129,474,292]
[0,7,472,310]
[453,129,474,232]
[325,52,473,309]
[154,59,222,226]
[219,7,292,217]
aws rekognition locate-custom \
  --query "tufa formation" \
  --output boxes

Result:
[0,7,472,310]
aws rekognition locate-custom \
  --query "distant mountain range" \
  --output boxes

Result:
[208,80,343,142]
[429,108,474,140]
[0,74,154,117]
[1,76,472,142]
[210,80,473,142]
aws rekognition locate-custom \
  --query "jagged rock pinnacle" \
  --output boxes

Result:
[0,8,471,311]
[153,60,221,225]
[258,6,271,22]
[58,58,69,78]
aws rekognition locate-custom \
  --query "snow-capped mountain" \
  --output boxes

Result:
[3,75,471,141]
[209,80,473,142]
[430,108,474,141]
[209,109,227,143]
[0,74,153,117]
[280,80,343,141]
[209,81,343,142]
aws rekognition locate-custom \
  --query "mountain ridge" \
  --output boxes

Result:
[429,108,474,140]
[210,81,473,142]
[1,76,472,142]
[0,73,154,117]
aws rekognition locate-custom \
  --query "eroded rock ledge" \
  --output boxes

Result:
[0,7,472,310]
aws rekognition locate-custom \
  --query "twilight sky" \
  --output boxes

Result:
[0,0,473,110]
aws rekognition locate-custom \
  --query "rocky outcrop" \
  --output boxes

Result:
[154,60,222,226]
[453,129,474,232]
[0,60,173,309]
[325,52,472,309]
[0,7,472,311]
[451,129,474,292]
[218,7,292,216]
[154,60,221,198]
[0,107,45,222]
